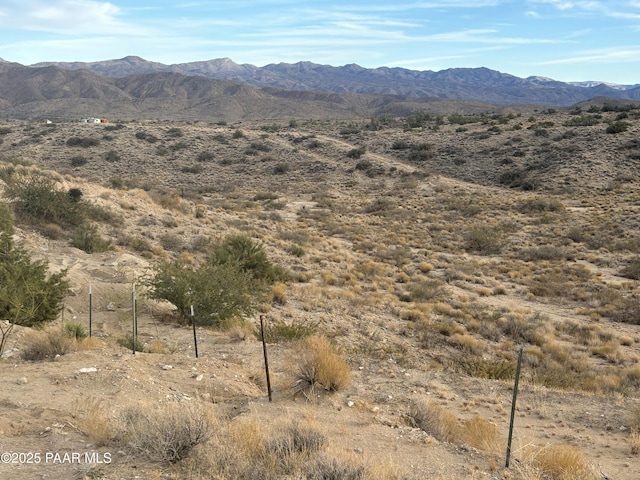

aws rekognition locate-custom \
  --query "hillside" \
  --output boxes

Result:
[1,106,640,479]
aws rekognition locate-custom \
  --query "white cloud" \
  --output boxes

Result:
[0,0,149,35]
[536,46,640,64]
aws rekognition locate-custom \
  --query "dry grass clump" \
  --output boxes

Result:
[408,398,462,443]
[118,402,214,463]
[180,418,398,480]
[526,443,598,480]
[630,404,640,455]
[72,396,113,446]
[21,328,75,361]
[463,416,502,454]
[292,335,351,394]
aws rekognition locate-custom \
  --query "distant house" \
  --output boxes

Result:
[44,119,52,124]
[80,118,101,123]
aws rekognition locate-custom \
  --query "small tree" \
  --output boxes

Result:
[148,235,287,327]
[0,204,69,355]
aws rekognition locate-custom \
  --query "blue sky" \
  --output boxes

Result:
[0,0,638,84]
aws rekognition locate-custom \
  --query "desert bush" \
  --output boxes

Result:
[119,403,213,463]
[70,155,88,167]
[196,150,214,162]
[519,245,573,262]
[606,121,630,134]
[346,146,366,159]
[4,172,86,228]
[21,329,75,361]
[273,163,290,174]
[66,136,100,147]
[166,127,184,137]
[170,141,188,151]
[257,319,317,343]
[518,197,564,213]
[72,396,112,446]
[212,234,288,283]
[232,129,244,139]
[64,322,87,340]
[528,444,598,480]
[563,115,600,127]
[292,335,350,393]
[148,258,263,326]
[104,150,120,162]
[408,399,462,443]
[71,223,113,253]
[620,257,640,280]
[117,334,144,352]
[0,203,68,348]
[464,225,502,254]
[463,416,501,453]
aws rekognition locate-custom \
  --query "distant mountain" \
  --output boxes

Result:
[30,56,640,106]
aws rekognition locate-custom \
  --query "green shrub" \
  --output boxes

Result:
[71,224,113,253]
[0,204,68,357]
[257,320,317,343]
[606,121,630,134]
[117,334,144,352]
[65,322,87,340]
[4,173,86,228]
[232,129,244,139]
[196,151,214,162]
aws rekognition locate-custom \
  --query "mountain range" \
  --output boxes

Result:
[1,56,639,121]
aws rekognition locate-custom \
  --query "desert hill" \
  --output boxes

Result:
[0,106,640,479]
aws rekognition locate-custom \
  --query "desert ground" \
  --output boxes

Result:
[1,106,640,479]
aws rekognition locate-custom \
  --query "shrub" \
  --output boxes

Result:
[71,223,113,253]
[196,151,214,162]
[21,329,75,361]
[117,334,144,352]
[606,121,630,134]
[72,397,112,446]
[528,444,597,480]
[257,319,317,343]
[464,226,502,254]
[292,335,350,393]
[4,173,86,228]
[70,155,88,167]
[346,146,366,159]
[104,150,120,162]
[64,322,87,340]
[408,399,461,443]
[66,136,100,147]
[118,403,213,463]
[166,127,183,137]
[232,129,244,139]
[212,234,289,283]
[620,257,640,280]
[0,203,68,351]
[273,163,290,174]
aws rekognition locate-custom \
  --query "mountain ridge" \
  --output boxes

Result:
[26,56,640,106]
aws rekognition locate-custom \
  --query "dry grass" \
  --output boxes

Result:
[526,444,598,480]
[291,335,351,394]
[72,396,112,447]
[463,416,501,454]
[408,399,462,443]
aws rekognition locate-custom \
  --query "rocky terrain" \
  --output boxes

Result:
[0,104,640,479]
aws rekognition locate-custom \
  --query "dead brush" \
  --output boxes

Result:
[21,328,75,361]
[526,443,599,480]
[291,335,351,395]
[72,396,113,447]
[407,398,462,443]
[117,402,215,463]
[463,416,501,454]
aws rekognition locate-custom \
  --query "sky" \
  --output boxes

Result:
[0,0,638,85]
